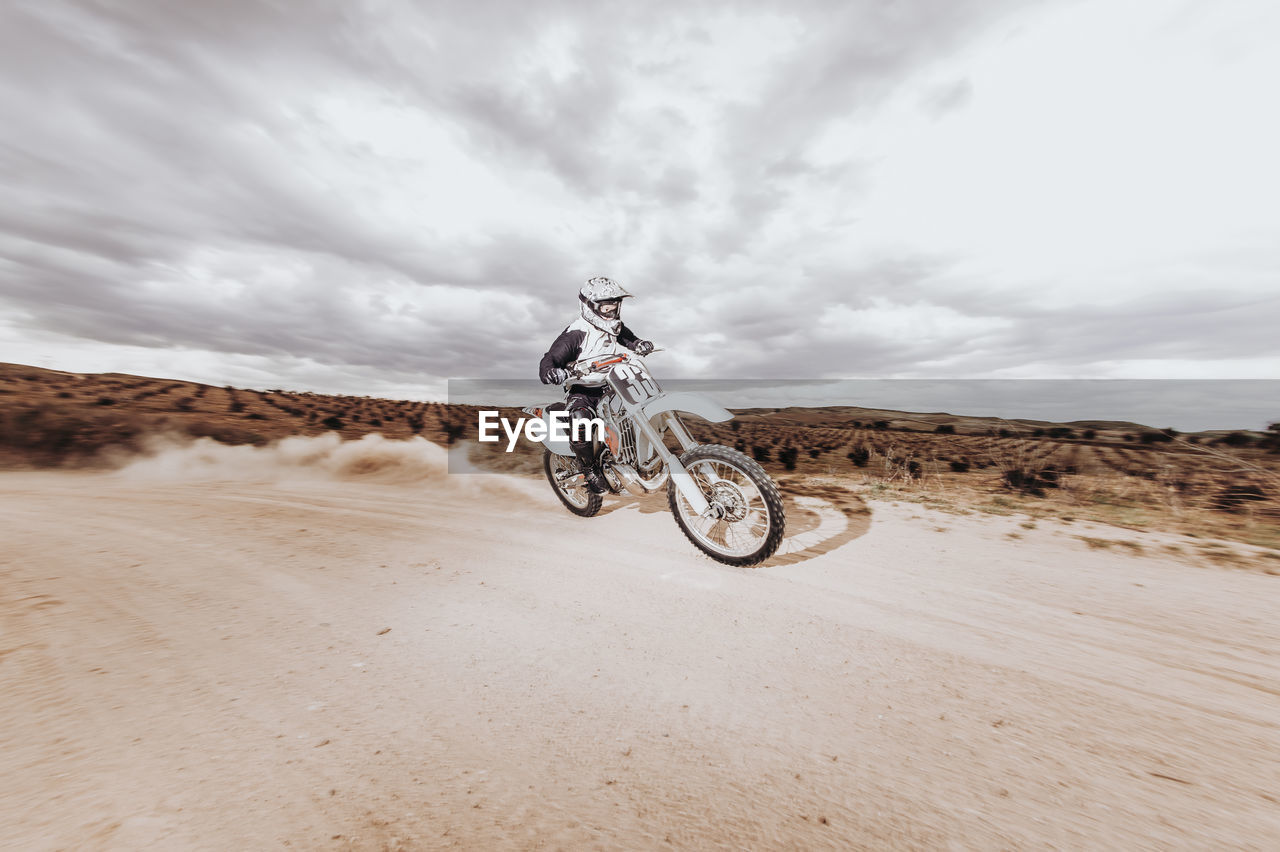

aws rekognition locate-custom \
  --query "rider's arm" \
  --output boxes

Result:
[538,327,584,381]
[617,324,654,355]
[617,324,640,350]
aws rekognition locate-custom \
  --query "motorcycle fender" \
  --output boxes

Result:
[543,432,575,456]
[529,407,576,456]
[641,392,733,424]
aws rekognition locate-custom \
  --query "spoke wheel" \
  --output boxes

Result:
[544,449,602,517]
[667,444,785,566]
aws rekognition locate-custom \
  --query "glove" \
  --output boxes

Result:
[633,340,654,356]
[541,366,572,385]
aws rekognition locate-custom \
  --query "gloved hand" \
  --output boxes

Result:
[633,340,654,356]
[541,366,572,385]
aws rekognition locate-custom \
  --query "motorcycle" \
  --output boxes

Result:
[521,349,785,566]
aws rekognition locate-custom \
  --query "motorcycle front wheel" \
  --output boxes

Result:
[544,449,602,517]
[667,444,785,566]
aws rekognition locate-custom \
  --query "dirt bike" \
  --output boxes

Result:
[522,349,785,566]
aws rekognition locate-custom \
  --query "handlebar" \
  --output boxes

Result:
[564,347,662,385]
[587,354,629,371]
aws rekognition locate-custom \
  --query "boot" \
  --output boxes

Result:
[572,443,607,494]
[582,467,607,494]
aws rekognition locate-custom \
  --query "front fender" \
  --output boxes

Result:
[522,405,576,456]
[641,391,733,424]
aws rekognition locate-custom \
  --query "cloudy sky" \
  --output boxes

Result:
[1,0,1277,426]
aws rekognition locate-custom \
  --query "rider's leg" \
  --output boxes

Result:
[567,394,606,493]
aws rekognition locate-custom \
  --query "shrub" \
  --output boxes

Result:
[174,397,196,412]
[808,448,821,459]
[1213,484,1266,512]
[1003,468,1045,497]
[186,421,267,446]
[1003,467,1063,497]
[228,400,246,413]
[751,445,772,463]
[96,397,116,406]
[847,447,870,467]
[1083,429,1097,440]
[935,424,955,435]
[949,460,970,473]
[778,447,798,471]
[321,415,344,430]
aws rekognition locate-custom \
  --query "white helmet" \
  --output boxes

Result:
[578,276,631,333]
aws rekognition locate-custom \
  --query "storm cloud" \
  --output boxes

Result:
[1,0,1277,425]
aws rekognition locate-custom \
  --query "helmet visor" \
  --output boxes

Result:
[596,298,622,318]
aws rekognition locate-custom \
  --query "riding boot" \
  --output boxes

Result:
[571,442,607,494]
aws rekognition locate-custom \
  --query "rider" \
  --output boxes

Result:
[539,277,654,493]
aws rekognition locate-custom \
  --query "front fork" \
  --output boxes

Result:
[632,411,711,515]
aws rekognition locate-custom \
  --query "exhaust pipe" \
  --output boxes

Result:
[607,464,651,497]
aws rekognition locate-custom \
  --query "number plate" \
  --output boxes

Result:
[608,361,661,406]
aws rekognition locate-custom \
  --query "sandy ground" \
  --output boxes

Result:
[2,436,1278,850]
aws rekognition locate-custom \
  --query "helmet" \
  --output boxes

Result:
[578,276,631,333]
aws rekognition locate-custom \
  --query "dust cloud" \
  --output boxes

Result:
[114,432,551,502]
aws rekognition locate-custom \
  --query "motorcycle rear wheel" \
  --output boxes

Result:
[544,449,603,517]
[667,444,785,566]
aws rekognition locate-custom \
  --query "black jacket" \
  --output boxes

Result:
[539,315,641,392]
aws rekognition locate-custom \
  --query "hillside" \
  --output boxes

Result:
[3,361,1278,554]
[0,362,485,465]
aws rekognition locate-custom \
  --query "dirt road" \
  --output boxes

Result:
[2,436,1278,849]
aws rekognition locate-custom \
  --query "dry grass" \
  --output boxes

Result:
[1075,537,1145,555]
